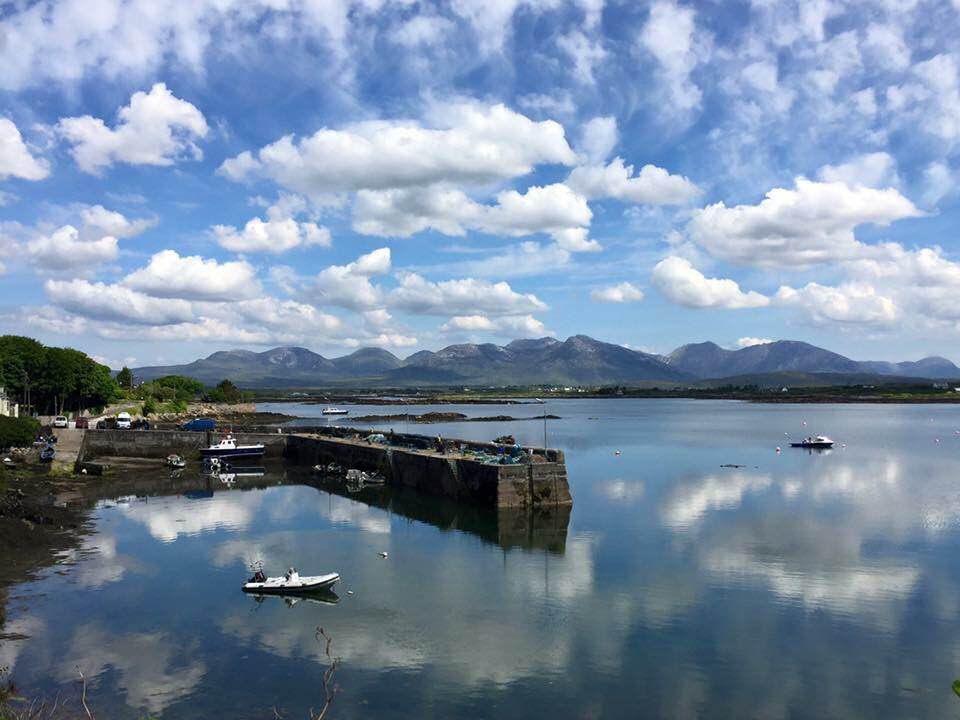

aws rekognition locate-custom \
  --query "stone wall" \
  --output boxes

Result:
[79,429,288,461]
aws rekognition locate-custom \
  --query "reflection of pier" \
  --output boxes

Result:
[67,461,571,555]
[303,470,570,554]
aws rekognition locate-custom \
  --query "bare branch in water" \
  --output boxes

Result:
[309,626,341,720]
[74,667,93,720]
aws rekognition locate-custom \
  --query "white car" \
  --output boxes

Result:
[116,412,132,429]
[53,415,68,428]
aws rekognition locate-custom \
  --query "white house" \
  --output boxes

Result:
[0,387,19,418]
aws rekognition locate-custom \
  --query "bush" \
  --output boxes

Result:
[0,416,40,450]
[142,398,157,416]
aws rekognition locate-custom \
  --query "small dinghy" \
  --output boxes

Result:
[166,454,186,468]
[790,435,835,449]
[242,567,340,595]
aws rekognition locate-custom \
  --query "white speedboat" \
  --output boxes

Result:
[200,434,265,459]
[790,435,834,448]
[321,406,349,415]
[242,567,340,595]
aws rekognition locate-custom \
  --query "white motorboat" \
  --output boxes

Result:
[790,435,835,448]
[166,454,186,468]
[321,406,349,415]
[242,567,340,595]
[201,434,265,459]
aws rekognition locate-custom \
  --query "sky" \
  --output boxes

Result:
[2,0,960,368]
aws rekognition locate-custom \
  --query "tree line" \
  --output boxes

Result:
[0,336,120,416]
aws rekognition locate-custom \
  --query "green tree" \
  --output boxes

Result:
[117,366,133,391]
[142,397,157,416]
[208,378,243,403]
[0,416,40,449]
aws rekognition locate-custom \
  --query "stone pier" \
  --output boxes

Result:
[77,427,572,509]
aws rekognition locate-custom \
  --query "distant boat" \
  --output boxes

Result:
[242,567,340,595]
[790,435,835,448]
[200,434,265,459]
[321,406,349,415]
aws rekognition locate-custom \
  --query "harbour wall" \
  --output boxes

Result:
[77,427,572,509]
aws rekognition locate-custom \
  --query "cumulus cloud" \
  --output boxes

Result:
[353,182,595,250]
[817,152,899,188]
[390,274,547,316]
[567,158,700,205]
[219,102,576,197]
[456,241,572,278]
[0,118,48,180]
[591,282,645,303]
[27,225,118,269]
[123,250,259,301]
[440,314,550,336]
[58,83,208,174]
[578,116,618,164]
[775,282,897,325]
[308,247,391,310]
[652,256,769,309]
[213,217,331,254]
[687,178,922,268]
[45,279,194,325]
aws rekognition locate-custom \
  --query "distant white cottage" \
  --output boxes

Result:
[0,387,19,418]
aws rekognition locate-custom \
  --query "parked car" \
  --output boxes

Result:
[96,418,117,430]
[132,418,151,430]
[75,416,89,429]
[53,416,68,428]
[116,412,132,429]
[180,418,216,432]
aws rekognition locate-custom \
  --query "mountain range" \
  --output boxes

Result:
[132,336,960,388]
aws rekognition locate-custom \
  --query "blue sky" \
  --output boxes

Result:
[2,0,960,367]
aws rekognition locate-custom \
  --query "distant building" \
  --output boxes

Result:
[0,387,19,418]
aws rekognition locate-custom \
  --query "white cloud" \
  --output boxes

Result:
[817,152,899,188]
[578,116,618,164]
[591,282,645,303]
[79,204,154,237]
[557,30,607,85]
[213,217,331,254]
[390,273,547,316]
[308,247,391,310]
[58,83,208,174]
[737,337,772,348]
[567,158,700,205]
[45,279,194,325]
[639,0,707,114]
[775,282,897,325]
[0,118,48,180]
[390,14,454,46]
[27,225,118,269]
[652,256,769,309]
[921,162,957,207]
[456,241,572,278]
[687,178,922,268]
[219,102,576,198]
[123,249,259,301]
[440,314,550,336]
[353,182,594,248]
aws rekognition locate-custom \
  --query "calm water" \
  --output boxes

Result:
[4,399,960,718]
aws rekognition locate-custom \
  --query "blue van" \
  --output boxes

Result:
[181,418,216,432]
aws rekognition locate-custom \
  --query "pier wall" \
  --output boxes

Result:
[78,428,571,508]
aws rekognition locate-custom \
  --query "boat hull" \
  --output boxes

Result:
[322,411,349,416]
[200,446,265,459]
[242,573,340,595]
[790,442,834,448]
